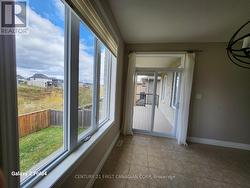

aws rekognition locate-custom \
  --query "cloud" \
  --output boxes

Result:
[53,0,65,20]
[16,6,94,82]
[79,42,94,83]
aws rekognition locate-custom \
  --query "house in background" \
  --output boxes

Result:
[16,75,27,85]
[134,75,160,106]
[27,73,63,88]
[27,73,52,88]
[1,0,250,188]
[51,78,64,88]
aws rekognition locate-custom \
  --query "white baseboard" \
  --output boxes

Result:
[85,132,120,188]
[187,137,250,151]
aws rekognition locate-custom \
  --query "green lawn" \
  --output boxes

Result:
[17,84,89,172]
[19,126,85,172]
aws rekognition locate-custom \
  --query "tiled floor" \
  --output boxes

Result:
[93,134,250,188]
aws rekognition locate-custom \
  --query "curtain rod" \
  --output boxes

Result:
[128,50,203,54]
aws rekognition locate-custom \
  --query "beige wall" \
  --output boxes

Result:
[126,43,250,144]
[56,1,125,187]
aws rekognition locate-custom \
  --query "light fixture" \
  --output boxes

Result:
[227,20,250,69]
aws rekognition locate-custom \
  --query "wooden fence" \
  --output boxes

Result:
[18,110,50,138]
[50,110,63,126]
[50,109,92,128]
[78,109,92,128]
[18,108,92,138]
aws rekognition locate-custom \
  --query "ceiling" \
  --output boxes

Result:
[108,0,250,43]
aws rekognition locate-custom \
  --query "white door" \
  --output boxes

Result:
[132,71,181,138]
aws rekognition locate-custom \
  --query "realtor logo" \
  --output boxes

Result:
[0,0,29,35]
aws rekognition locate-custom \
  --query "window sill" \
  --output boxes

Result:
[30,120,115,188]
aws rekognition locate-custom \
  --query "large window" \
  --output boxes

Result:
[99,43,111,124]
[16,0,66,182]
[78,21,95,139]
[14,1,116,186]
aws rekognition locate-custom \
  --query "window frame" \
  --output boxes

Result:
[171,72,181,109]
[75,13,115,143]
[98,47,112,126]
[104,51,112,123]
[77,35,99,141]
[4,2,117,187]
[161,75,168,102]
[20,3,71,186]
[65,3,116,147]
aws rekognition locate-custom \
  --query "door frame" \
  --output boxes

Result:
[133,71,155,133]
[133,68,183,138]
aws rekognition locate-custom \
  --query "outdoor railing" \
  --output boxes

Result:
[135,93,159,107]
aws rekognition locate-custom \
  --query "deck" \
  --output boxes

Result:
[132,105,173,134]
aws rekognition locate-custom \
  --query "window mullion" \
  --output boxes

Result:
[92,38,101,129]
[0,35,20,188]
[106,52,112,120]
[109,55,117,121]
[67,9,80,150]
[64,5,70,152]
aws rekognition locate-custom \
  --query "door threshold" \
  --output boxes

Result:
[132,129,176,139]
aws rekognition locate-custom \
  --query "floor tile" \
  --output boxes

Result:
[93,134,250,188]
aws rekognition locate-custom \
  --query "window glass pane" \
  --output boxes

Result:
[171,72,180,108]
[98,44,110,124]
[174,73,180,106]
[161,75,167,101]
[16,0,65,179]
[78,21,95,139]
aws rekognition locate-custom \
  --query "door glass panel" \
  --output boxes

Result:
[153,72,177,135]
[132,73,155,131]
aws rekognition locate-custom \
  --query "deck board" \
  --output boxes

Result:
[132,105,173,134]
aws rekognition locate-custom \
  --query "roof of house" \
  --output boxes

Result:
[17,75,25,79]
[29,73,50,79]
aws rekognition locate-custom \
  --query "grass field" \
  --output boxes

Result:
[19,127,63,172]
[17,85,93,114]
[19,126,84,172]
[78,85,93,108]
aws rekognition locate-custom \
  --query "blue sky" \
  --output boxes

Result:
[29,0,94,49]
[29,0,64,28]
[16,0,97,83]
